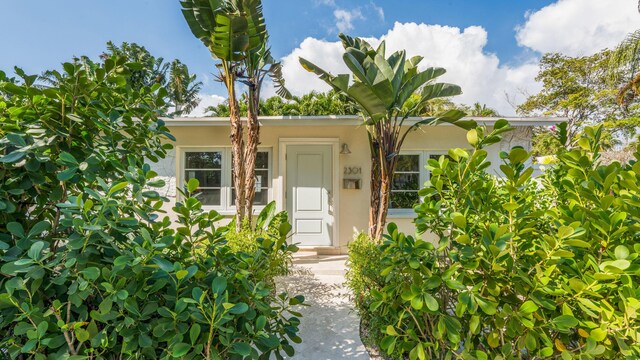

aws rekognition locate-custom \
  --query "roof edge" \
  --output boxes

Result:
[162,115,568,127]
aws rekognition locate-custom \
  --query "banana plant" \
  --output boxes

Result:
[300,34,466,239]
[181,0,285,227]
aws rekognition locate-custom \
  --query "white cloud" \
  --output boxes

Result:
[334,8,364,33]
[516,0,640,56]
[370,2,384,21]
[281,22,540,115]
[186,94,226,117]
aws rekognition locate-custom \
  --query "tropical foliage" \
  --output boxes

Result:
[181,0,289,228]
[206,90,359,116]
[348,120,640,359]
[300,33,465,239]
[43,41,202,116]
[520,50,640,156]
[0,61,303,359]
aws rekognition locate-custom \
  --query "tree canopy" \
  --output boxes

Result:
[518,51,640,156]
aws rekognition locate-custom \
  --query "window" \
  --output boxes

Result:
[181,148,271,211]
[231,151,270,206]
[184,151,222,206]
[391,154,421,209]
[389,151,447,213]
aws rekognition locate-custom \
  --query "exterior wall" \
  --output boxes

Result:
[151,124,533,254]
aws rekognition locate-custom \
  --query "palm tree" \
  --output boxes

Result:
[608,1,640,106]
[468,102,499,117]
[167,60,202,116]
[181,0,284,227]
[300,34,466,239]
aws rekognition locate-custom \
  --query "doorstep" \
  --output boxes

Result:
[295,246,345,256]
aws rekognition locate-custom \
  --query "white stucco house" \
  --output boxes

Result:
[150,116,564,254]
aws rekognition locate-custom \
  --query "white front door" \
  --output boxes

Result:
[286,145,333,247]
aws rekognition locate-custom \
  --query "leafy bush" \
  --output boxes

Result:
[224,203,297,283]
[348,121,640,359]
[0,63,304,359]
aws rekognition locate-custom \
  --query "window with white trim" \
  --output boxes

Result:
[390,151,448,212]
[181,148,271,211]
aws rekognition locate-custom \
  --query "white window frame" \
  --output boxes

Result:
[388,150,448,218]
[178,146,272,215]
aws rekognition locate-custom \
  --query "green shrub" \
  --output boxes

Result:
[0,63,304,359]
[224,203,297,283]
[348,121,640,359]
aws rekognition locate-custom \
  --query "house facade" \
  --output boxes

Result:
[151,116,562,254]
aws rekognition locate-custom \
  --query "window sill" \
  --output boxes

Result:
[387,210,415,219]
[201,206,267,217]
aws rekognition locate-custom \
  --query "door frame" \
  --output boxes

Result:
[278,138,340,248]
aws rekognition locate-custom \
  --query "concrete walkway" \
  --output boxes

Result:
[276,254,370,359]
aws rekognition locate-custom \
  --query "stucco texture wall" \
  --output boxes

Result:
[151,124,532,254]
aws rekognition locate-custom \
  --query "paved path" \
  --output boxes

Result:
[276,255,370,360]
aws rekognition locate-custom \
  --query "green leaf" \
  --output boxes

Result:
[386,325,399,336]
[551,315,579,330]
[0,150,26,163]
[6,133,26,147]
[476,297,497,315]
[75,328,90,343]
[600,259,631,271]
[424,294,439,311]
[452,215,466,228]
[590,328,607,341]
[228,302,249,315]
[187,178,199,193]
[176,270,189,280]
[80,267,100,280]
[519,300,539,315]
[411,296,423,310]
[189,324,201,344]
[525,332,537,351]
[212,276,227,295]
[172,343,191,357]
[108,182,129,195]
[58,152,78,165]
[7,222,25,238]
[467,129,479,146]
[57,168,77,181]
[615,245,630,260]
[28,241,45,260]
[232,342,252,356]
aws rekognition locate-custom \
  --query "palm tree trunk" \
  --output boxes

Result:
[374,173,391,240]
[368,133,382,239]
[227,81,246,231]
[244,87,260,223]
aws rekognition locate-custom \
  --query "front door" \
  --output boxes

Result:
[286,145,333,247]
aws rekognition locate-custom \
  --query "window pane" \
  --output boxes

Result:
[256,152,269,169]
[185,152,222,169]
[253,190,269,205]
[392,173,419,190]
[231,188,269,206]
[396,155,419,172]
[255,170,269,187]
[390,192,419,209]
[194,189,221,206]
[429,154,452,162]
[185,170,221,187]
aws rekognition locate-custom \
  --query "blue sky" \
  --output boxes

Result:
[1,0,637,114]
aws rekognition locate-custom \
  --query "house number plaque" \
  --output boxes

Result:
[343,167,362,189]
[344,166,362,175]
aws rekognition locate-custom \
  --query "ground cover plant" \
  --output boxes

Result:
[348,121,640,359]
[0,60,303,359]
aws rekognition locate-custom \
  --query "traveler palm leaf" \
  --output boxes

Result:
[300,33,466,239]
